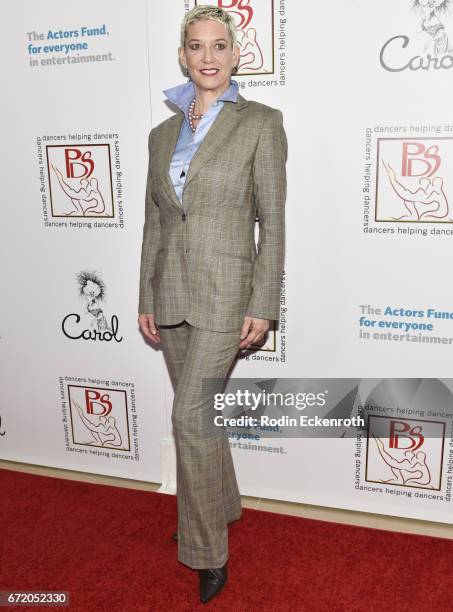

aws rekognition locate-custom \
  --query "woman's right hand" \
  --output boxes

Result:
[138,314,161,344]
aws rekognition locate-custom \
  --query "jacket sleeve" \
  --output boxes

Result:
[245,108,287,321]
[138,128,161,315]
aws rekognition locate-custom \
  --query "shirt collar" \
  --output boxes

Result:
[163,79,239,114]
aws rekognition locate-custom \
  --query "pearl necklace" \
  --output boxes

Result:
[188,97,204,133]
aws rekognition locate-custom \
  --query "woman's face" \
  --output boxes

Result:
[179,18,239,93]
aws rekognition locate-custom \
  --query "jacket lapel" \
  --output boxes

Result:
[183,94,248,194]
[161,112,185,211]
[159,93,248,211]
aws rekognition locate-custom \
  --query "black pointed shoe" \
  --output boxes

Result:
[199,564,227,604]
[172,532,178,542]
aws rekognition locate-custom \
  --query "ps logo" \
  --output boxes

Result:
[402,142,441,177]
[365,414,445,490]
[67,383,132,451]
[84,389,113,416]
[389,419,424,452]
[65,148,95,179]
[218,0,253,28]
[375,137,453,223]
[46,143,115,218]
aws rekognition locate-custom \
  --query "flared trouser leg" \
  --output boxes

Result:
[158,320,242,569]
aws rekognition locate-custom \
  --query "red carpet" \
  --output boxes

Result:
[1,467,452,611]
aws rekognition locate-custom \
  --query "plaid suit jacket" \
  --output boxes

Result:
[138,93,287,332]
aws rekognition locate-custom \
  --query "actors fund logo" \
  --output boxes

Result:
[376,138,453,222]
[62,270,123,342]
[68,385,130,450]
[365,415,445,490]
[46,143,114,217]
[380,1,453,72]
[195,0,275,74]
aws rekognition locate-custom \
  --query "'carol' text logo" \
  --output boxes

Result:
[380,1,453,72]
[62,270,123,342]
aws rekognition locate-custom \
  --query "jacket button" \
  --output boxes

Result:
[182,213,186,221]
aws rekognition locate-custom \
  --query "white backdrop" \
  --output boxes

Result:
[2,0,453,524]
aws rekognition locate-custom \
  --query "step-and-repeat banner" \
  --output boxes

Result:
[2,0,453,524]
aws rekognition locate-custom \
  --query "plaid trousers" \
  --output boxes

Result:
[158,319,243,569]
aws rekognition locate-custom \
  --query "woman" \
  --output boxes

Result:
[138,5,287,604]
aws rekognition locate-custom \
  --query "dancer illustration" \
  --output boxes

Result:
[236,28,264,71]
[404,451,432,485]
[72,400,123,447]
[419,176,450,219]
[51,164,106,216]
[372,432,433,487]
[413,0,453,56]
[77,270,112,332]
[383,160,450,220]
[82,177,106,215]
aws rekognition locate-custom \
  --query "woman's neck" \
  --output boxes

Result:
[193,80,231,114]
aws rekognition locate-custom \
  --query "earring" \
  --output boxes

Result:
[182,64,189,77]
[232,64,239,74]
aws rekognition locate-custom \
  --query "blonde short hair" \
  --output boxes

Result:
[180,5,237,48]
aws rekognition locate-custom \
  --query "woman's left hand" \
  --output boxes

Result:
[239,316,269,349]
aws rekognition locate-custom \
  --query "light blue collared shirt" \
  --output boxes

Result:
[163,79,239,206]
